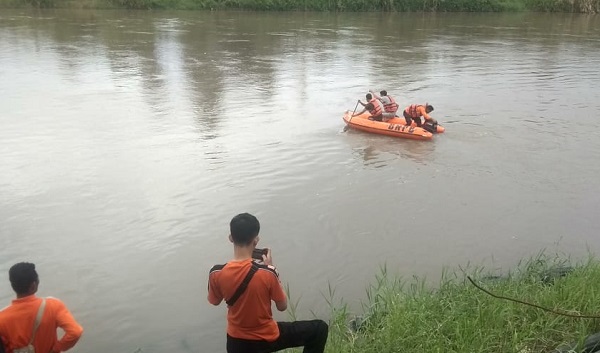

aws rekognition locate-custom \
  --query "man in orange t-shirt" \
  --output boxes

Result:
[208,213,328,353]
[0,262,83,353]
[403,103,438,133]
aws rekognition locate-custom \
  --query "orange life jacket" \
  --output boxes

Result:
[368,98,382,117]
[405,104,424,118]
[383,95,399,113]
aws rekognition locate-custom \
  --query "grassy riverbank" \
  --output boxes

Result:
[319,254,600,353]
[0,0,598,12]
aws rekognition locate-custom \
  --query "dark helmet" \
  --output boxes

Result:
[366,93,373,100]
[380,90,387,96]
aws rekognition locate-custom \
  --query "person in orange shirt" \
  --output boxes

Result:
[0,262,83,353]
[208,213,328,353]
[352,93,383,121]
[370,90,400,120]
[403,103,438,133]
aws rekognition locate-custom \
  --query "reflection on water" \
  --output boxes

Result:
[1,9,600,353]
[346,129,437,167]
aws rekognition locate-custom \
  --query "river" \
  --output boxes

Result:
[1,9,599,353]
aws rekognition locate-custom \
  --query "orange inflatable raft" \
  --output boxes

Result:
[343,111,444,141]
[389,117,445,134]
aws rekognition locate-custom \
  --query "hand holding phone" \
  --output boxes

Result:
[252,248,273,266]
[252,248,268,261]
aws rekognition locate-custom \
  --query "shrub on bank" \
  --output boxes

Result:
[322,254,600,353]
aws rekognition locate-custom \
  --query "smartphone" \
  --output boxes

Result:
[252,248,268,260]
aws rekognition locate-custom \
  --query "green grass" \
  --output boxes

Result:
[310,253,600,353]
[0,0,598,11]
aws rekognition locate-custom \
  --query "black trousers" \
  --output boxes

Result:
[403,110,421,127]
[226,320,328,353]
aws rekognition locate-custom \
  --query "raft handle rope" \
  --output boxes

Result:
[466,276,600,319]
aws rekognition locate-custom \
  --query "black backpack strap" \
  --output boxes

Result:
[225,263,259,307]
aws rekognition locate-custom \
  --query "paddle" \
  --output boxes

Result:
[343,100,360,132]
[350,100,360,117]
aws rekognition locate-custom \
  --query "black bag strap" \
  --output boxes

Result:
[226,263,259,307]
